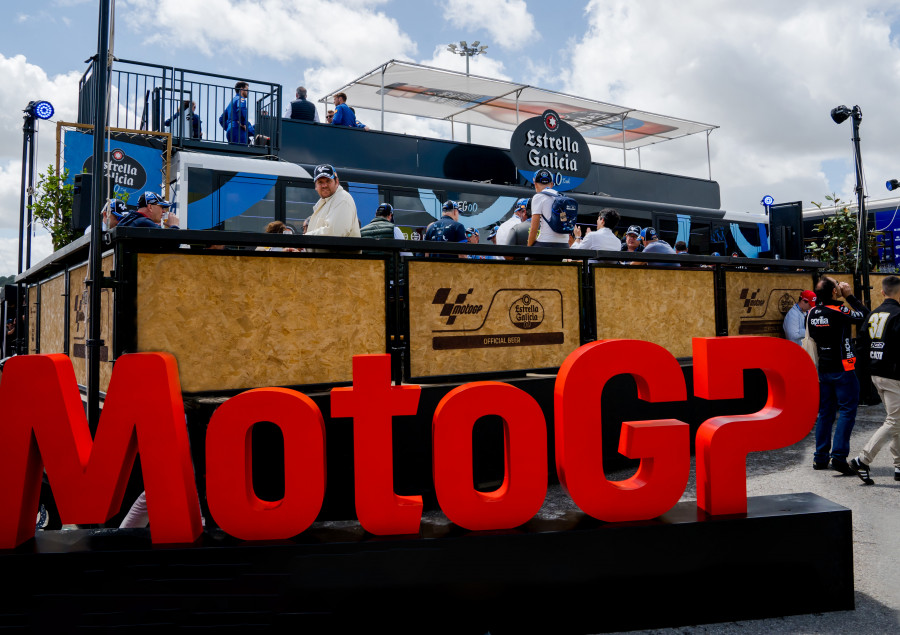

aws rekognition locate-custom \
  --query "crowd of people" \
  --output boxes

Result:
[783,275,900,486]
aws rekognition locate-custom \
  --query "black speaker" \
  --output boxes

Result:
[769,201,803,260]
[71,173,92,231]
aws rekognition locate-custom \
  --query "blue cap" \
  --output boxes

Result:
[466,227,479,237]
[625,225,641,237]
[138,191,171,208]
[313,164,337,181]
[640,227,658,241]
[488,226,498,239]
[516,198,529,208]
[533,169,553,184]
[376,203,393,215]
[103,199,128,219]
[442,200,458,212]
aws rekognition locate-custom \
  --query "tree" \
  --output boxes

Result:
[28,166,80,251]
[807,194,880,272]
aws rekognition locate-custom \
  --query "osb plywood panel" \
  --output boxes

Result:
[408,260,580,377]
[68,255,114,390]
[137,253,386,392]
[39,274,66,354]
[594,268,715,358]
[28,287,37,354]
[725,271,815,337]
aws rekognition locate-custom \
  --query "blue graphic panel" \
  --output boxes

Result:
[676,214,691,246]
[731,223,761,258]
[188,172,277,229]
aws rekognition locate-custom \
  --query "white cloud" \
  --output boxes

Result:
[562,0,900,213]
[441,0,536,50]
[0,55,81,231]
[0,232,52,277]
[120,0,416,71]
[0,54,80,273]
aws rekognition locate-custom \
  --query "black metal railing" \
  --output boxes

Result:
[78,58,282,152]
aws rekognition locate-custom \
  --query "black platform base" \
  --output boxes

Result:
[1,492,852,633]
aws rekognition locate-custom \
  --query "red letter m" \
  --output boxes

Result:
[0,353,202,548]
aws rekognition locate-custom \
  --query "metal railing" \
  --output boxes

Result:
[78,58,282,152]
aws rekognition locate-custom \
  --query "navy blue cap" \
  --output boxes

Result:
[376,203,394,215]
[442,200,458,212]
[640,227,658,241]
[466,227,479,237]
[103,199,128,219]
[533,169,553,184]
[138,191,171,208]
[488,226,498,239]
[313,164,337,181]
[625,225,641,237]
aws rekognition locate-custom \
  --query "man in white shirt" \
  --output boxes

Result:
[527,169,570,248]
[497,198,529,246]
[306,164,361,238]
[571,208,621,252]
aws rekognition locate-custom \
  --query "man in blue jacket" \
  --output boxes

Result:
[117,191,180,229]
[221,81,255,144]
[331,92,357,127]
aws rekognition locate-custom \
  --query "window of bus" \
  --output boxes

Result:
[389,188,441,240]
[443,190,519,235]
[656,215,678,247]
[214,175,277,233]
[285,184,319,232]
[689,221,711,254]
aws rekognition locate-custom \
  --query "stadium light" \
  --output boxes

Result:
[446,40,489,143]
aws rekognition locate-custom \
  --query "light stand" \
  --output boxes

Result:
[446,41,488,144]
[831,104,870,306]
[16,100,54,355]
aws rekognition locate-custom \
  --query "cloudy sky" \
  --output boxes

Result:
[2,0,900,274]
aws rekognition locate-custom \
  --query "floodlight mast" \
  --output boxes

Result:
[446,40,489,143]
[832,104,870,307]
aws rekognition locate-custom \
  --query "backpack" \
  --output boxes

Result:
[539,191,578,234]
[218,108,228,130]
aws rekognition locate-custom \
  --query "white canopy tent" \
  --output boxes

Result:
[322,60,719,174]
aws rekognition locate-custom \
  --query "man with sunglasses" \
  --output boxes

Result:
[117,191,180,229]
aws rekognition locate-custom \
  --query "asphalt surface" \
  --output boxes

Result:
[600,402,900,634]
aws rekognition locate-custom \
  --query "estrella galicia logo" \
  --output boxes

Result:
[82,148,147,191]
[543,110,560,132]
[778,292,795,315]
[739,288,765,314]
[509,294,544,330]
[432,287,484,325]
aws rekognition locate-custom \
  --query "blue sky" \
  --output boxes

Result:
[2,0,900,274]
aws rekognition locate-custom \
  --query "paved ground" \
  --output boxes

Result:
[602,403,900,634]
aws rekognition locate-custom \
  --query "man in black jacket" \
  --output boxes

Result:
[808,276,869,473]
[849,275,900,484]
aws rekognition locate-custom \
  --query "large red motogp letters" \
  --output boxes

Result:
[0,337,817,548]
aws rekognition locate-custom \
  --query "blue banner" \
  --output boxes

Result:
[63,131,165,202]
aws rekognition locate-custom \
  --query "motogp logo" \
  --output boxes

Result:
[543,110,560,132]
